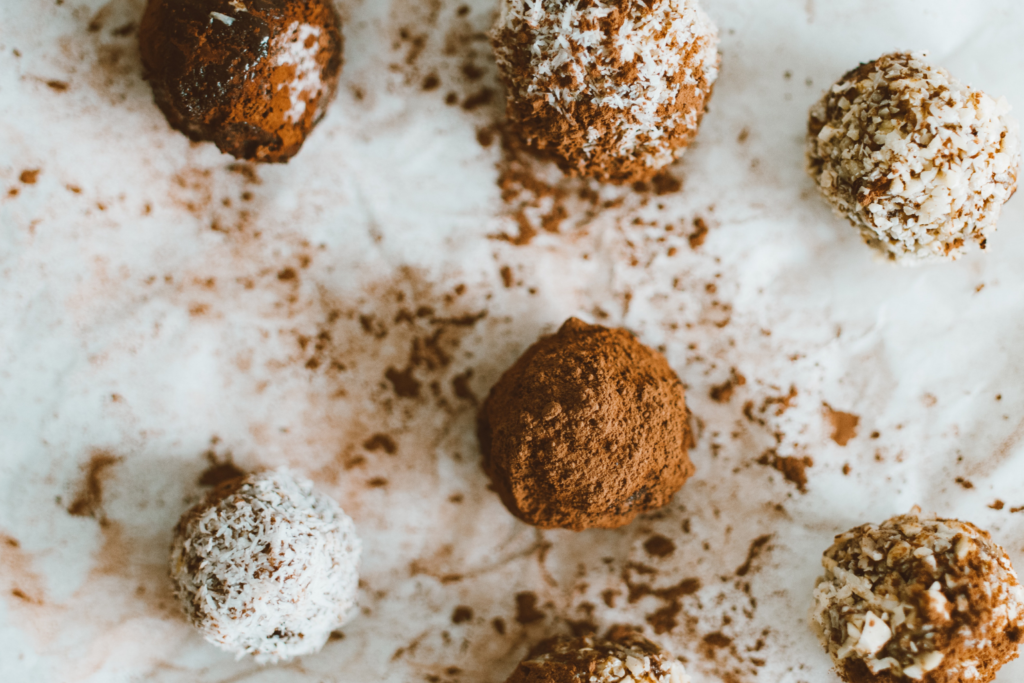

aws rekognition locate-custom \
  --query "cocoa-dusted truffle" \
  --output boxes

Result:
[811,510,1024,682]
[478,318,694,531]
[504,627,690,683]
[491,0,720,184]
[170,468,361,663]
[808,52,1020,265]
[140,0,343,163]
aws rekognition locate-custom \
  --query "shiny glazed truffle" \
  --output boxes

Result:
[811,510,1024,682]
[491,0,720,184]
[478,318,694,531]
[807,52,1020,264]
[140,0,343,163]
[170,468,361,663]
[504,628,690,683]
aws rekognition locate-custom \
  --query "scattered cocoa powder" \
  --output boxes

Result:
[478,318,694,530]
[363,434,398,455]
[757,450,813,493]
[644,535,676,558]
[990,500,1005,510]
[19,170,39,184]
[955,477,974,490]
[735,535,773,577]
[622,562,702,635]
[451,606,473,624]
[689,217,710,249]
[385,366,422,398]
[67,451,122,526]
[710,368,746,403]
[451,369,476,403]
[651,171,683,196]
[499,265,514,288]
[515,591,545,625]
[197,453,243,488]
[823,404,859,446]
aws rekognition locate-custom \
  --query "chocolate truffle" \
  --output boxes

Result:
[140,0,343,163]
[478,318,694,531]
[807,52,1020,265]
[491,0,720,184]
[811,510,1024,682]
[504,628,690,683]
[170,468,361,663]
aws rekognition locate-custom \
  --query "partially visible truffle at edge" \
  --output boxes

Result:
[478,318,694,531]
[491,0,720,185]
[812,509,1024,682]
[503,628,691,683]
[140,0,343,163]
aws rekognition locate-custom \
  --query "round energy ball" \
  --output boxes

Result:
[811,510,1024,682]
[807,52,1020,265]
[478,318,694,531]
[491,0,720,184]
[170,468,361,663]
[504,628,690,683]
[140,0,343,163]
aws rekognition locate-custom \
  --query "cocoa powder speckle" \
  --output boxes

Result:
[67,451,121,526]
[514,591,545,625]
[823,404,859,446]
[644,535,677,558]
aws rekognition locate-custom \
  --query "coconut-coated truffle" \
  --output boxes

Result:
[491,0,720,184]
[140,0,343,163]
[811,510,1024,682]
[504,628,690,683]
[807,52,1020,265]
[478,318,694,531]
[170,468,361,663]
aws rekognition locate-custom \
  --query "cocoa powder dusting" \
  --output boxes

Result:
[710,368,746,403]
[67,451,122,526]
[644,535,677,558]
[735,535,773,577]
[623,562,702,635]
[515,591,545,625]
[198,450,243,488]
[823,404,860,446]
[757,450,813,493]
[363,434,398,455]
[689,217,710,250]
[478,318,694,530]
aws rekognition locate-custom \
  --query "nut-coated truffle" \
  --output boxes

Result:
[807,52,1020,265]
[478,318,694,531]
[811,510,1024,682]
[170,468,361,663]
[491,0,720,184]
[140,0,343,163]
[504,628,690,683]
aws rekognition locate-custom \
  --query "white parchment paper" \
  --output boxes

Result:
[3,0,1024,681]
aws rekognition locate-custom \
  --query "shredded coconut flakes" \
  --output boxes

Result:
[170,468,361,663]
[492,0,719,179]
[807,52,1020,265]
[275,22,326,124]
